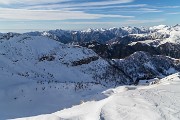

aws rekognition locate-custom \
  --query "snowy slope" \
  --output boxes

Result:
[15,73,180,120]
[0,34,130,119]
[0,34,127,84]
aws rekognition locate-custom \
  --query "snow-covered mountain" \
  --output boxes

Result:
[130,24,180,45]
[0,25,180,119]
[1,25,179,46]
[18,25,180,60]
[0,34,133,86]
[24,27,149,44]
[0,34,129,119]
[21,24,180,45]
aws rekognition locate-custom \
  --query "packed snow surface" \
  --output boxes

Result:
[14,73,180,120]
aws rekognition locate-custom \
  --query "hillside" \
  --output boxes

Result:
[0,35,126,119]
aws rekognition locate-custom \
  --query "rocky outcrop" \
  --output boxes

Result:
[113,51,180,84]
[39,55,55,62]
[72,56,99,66]
[81,42,180,59]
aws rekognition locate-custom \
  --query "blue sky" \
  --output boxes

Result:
[0,0,180,32]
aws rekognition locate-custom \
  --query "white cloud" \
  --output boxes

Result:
[0,8,133,20]
[155,6,180,9]
[22,0,135,10]
[0,0,135,20]
[69,0,134,7]
[26,4,146,11]
[0,0,168,28]
[0,0,133,6]
[138,8,162,13]
[167,12,180,15]
[0,0,69,5]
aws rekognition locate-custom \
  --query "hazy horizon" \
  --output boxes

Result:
[0,23,180,33]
